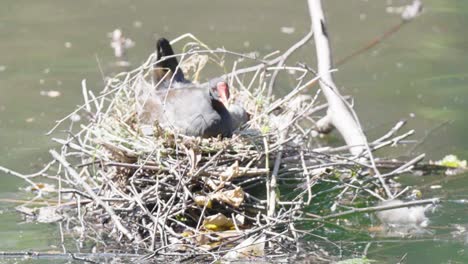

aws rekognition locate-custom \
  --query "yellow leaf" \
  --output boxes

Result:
[203,213,234,231]
[212,187,245,208]
[194,195,213,208]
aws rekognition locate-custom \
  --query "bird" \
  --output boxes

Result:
[153,81,233,137]
[136,38,249,138]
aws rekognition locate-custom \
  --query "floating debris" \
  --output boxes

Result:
[434,154,467,168]
[280,26,295,34]
[432,154,467,175]
[109,28,135,58]
[133,20,143,28]
[24,183,56,193]
[69,113,81,122]
[40,90,61,98]
[376,199,432,236]
[386,0,423,21]
[36,206,62,223]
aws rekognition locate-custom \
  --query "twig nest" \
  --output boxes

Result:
[16,35,432,262]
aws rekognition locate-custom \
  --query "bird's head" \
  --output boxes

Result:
[210,81,230,106]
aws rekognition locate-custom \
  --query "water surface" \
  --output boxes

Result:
[1,0,467,263]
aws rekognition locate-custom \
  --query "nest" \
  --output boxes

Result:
[12,37,436,262]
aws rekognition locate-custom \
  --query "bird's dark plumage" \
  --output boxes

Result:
[154,38,188,85]
[137,38,248,138]
[150,85,233,137]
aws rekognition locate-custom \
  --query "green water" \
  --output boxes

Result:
[0,0,468,263]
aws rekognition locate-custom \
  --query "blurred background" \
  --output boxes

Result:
[0,0,467,263]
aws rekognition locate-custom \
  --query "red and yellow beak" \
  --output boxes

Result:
[216,81,230,105]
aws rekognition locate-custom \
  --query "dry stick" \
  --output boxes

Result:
[301,153,312,206]
[267,28,314,98]
[192,149,224,177]
[267,150,282,218]
[263,137,271,220]
[49,150,135,242]
[314,198,439,220]
[106,162,168,172]
[58,119,77,253]
[171,32,225,65]
[373,120,407,144]
[81,79,92,113]
[387,153,426,175]
[372,130,415,150]
[303,0,423,152]
[360,154,426,185]
[267,107,295,217]
[307,0,367,156]
[272,95,319,138]
[394,186,410,200]
[266,71,334,114]
[0,166,43,201]
[0,251,140,259]
[0,160,55,180]
[308,0,394,199]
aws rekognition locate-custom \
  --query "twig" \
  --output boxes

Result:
[267,29,314,97]
[49,150,135,242]
[307,0,367,156]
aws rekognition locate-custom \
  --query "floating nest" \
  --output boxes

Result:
[11,36,437,263]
